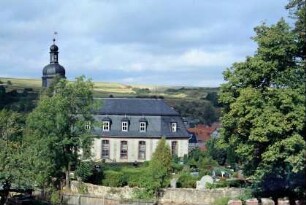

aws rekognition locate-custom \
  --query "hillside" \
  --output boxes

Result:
[0,77,219,100]
[0,77,220,124]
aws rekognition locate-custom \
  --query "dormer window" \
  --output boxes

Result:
[140,122,146,132]
[102,121,110,131]
[102,117,111,132]
[171,122,177,132]
[139,117,148,132]
[122,121,128,132]
[121,117,130,132]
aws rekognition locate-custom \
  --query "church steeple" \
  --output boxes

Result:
[50,38,59,64]
[42,33,66,88]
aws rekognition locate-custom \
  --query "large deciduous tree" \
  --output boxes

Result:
[0,110,25,205]
[219,2,305,201]
[24,76,95,190]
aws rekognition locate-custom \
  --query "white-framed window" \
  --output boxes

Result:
[122,121,128,132]
[120,141,128,159]
[171,122,177,132]
[102,140,110,159]
[140,122,146,132]
[102,121,110,131]
[138,141,146,160]
[85,121,91,130]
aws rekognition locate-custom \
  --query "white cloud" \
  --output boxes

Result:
[0,0,289,86]
[179,49,236,67]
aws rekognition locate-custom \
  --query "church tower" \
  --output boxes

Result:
[42,37,66,87]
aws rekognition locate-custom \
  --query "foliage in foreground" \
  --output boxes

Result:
[0,110,26,204]
[219,0,305,201]
[24,76,95,190]
[134,138,172,199]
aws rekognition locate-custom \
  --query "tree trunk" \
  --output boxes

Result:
[65,162,71,190]
[0,181,10,205]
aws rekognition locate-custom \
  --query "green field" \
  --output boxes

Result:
[0,77,219,100]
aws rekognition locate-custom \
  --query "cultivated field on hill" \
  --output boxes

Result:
[0,77,218,100]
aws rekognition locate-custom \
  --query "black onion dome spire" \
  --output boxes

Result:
[42,35,66,87]
[50,40,59,52]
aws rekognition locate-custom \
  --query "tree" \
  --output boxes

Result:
[0,110,25,205]
[219,6,305,202]
[24,76,95,190]
[142,138,172,198]
[174,100,218,125]
[286,0,305,60]
[206,138,227,166]
[206,92,221,107]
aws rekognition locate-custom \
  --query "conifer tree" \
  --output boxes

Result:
[143,138,172,198]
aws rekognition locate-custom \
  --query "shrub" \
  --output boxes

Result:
[75,161,93,182]
[133,188,155,200]
[102,170,125,187]
[177,173,198,188]
[238,188,253,201]
[77,182,88,194]
[122,168,147,187]
[227,179,248,188]
[171,162,184,173]
[206,179,229,189]
[213,196,230,205]
[50,189,61,205]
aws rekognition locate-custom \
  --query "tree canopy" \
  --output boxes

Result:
[0,110,26,204]
[24,76,95,190]
[140,138,172,199]
[219,1,305,201]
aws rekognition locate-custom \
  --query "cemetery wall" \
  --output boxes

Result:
[68,181,243,205]
[160,188,243,205]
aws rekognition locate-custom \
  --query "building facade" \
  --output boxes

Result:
[42,39,66,87]
[91,98,189,162]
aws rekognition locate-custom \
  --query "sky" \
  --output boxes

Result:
[0,0,290,87]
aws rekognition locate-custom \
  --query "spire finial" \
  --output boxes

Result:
[53,32,58,44]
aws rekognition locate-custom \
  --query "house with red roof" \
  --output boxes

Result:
[188,122,220,151]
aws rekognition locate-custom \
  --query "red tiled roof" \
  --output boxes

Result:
[188,122,220,142]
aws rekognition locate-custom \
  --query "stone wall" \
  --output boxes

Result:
[62,194,154,205]
[69,181,243,205]
[70,181,134,200]
[160,188,243,205]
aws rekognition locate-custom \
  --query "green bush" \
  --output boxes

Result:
[75,161,93,182]
[213,196,230,205]
[122,168,147,187]
[177,173,198,188]
[171,162,184,173]
[102,170,125,187]
[77,182,88,194]
[50,189,61,205]
[227,179,248,188]
[215,179,228,188]
[238,188,253,201]
[206,179,229,189]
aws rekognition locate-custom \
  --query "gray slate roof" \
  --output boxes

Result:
[93,98,189,139]
[95,98,179,116]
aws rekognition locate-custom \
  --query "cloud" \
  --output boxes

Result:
[0,0,289,86]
